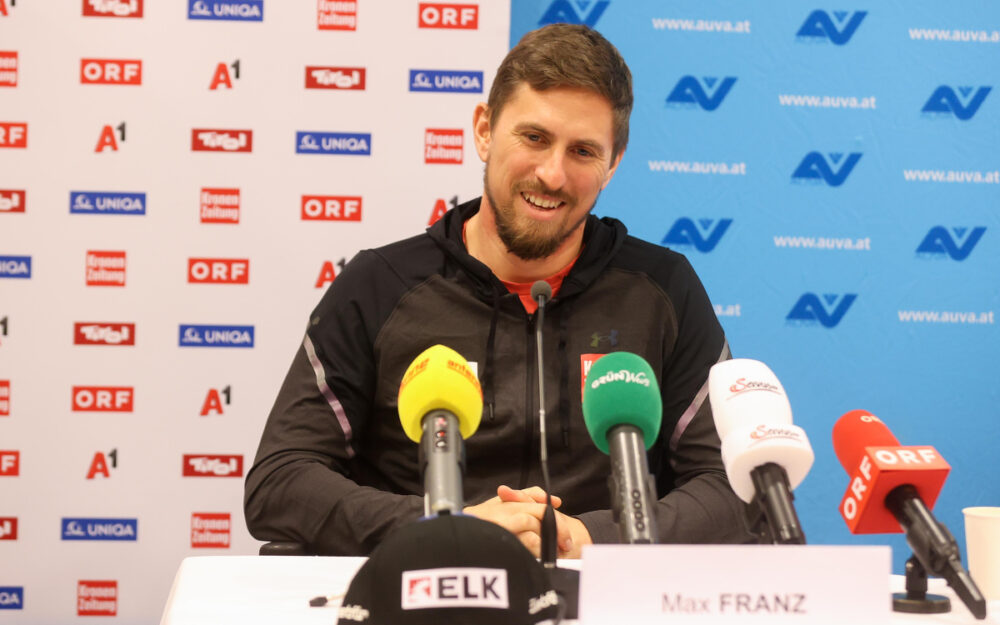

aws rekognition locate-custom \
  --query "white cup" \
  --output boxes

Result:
[963,506,1000,600]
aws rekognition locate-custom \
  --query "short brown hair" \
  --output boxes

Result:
[487,23,633,161]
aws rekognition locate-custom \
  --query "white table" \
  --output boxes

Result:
[160,555,998,624]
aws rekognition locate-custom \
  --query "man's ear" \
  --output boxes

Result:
[472,102,491,162]
[601,148,625,190]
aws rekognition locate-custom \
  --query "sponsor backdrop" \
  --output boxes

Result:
[0,0,997,621]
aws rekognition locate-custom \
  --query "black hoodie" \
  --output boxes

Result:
[244,198,751,555]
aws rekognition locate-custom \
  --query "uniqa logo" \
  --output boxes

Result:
[661,218,732,252]
[590,369,651,389]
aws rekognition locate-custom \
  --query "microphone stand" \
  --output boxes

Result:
[533,282,580,619]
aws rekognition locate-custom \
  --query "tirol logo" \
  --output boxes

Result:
[192,129,252,153]
[188,258,249,284]
[200,187,240,223]
[78,581,116,617]
[0,190,24,212]
[0,451,17,476]
[191,512,231,548]
[80,59,142,85]
[74,323,136,346]
[539,0,609,27]
[916,226,986,261]
[70,191,145,215]
[86,251,125,286]
[728,378,782,397]
[296,131,371,155]
[305,66,365,90]
[301,195,362,221]
[661,218,732,252]
[409,70,483,94]
[425,129,463,164]
[787,293,857,328]
[188,0,263,21]
[666,76,737,111]
[0,380,8,416]
[796,10,866,45]
[418,3,478,29]
[83,0,144,17]
[183,454,243,477]
[179,324,255,348]
[72,386,134,412]
[317,0,356,30]
[61,517,138,541]
[0,122,26,148]
[0,255,30,279]
[0,517,17,540]
[922,86,991,121]
[0,587,22,610]
[792,152,862,187]
[401,568,508,610]
[0,51,16,87]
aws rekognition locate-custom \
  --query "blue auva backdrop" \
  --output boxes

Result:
[511,0,999,573]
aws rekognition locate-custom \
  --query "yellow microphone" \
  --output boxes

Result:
[397,345,482,515]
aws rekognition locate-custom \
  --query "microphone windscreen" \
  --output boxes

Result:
[832,409,900,474]
[397,344,482,443]
[530,280,552,302]
[582,352,662,454]
[708,359,792,440]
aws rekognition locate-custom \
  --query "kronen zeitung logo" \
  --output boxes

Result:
[590,369,651,389]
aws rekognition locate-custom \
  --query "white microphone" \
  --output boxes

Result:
[708,359,813,544]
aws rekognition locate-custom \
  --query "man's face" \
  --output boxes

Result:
[473,84,622,260]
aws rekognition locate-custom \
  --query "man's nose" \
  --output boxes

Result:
[534,149,567,191]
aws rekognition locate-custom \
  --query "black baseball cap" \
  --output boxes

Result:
[336,514,561,624]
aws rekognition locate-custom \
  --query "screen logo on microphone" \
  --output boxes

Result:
[727,377,781,396]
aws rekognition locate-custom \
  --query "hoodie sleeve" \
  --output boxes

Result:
[243,250,423,555]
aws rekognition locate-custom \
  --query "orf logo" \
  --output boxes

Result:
[787,293,857,328]
[666,76,737,111]
[82,0,143,17]
[418,3,478,29]
[80,59,142,85]
[539,0,608,27]
[78,581,116,617]
[301,196,362,221]
[0,52,17,87]
[792,152,862,187]
[187,258,249,284]
[183,454,243,477]
[0,451,19,476]
[0,122,26,148]
[72,386,134,412]
[796,10,866,45]
[661,218,732,252]
[0,517,17,540]
[916,227,986,261]
[922,86,991,121]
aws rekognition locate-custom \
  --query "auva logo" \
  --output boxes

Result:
[787,293,857,328]
[922,86,991,121]
[796,10,866,45]
[666,77,737,111]
[792,152,862,187]
[539,0,608,27]
[916,226,985,260]
[662,218,732,252]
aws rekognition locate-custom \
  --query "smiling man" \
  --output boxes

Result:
[245,23,750,557]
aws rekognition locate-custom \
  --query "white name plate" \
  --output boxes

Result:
[580,544,890,624]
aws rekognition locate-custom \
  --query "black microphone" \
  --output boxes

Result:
[531,280,579,619]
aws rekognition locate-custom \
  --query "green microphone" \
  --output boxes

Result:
[582,352,662,543]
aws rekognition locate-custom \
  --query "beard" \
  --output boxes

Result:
[483,164,595,261]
